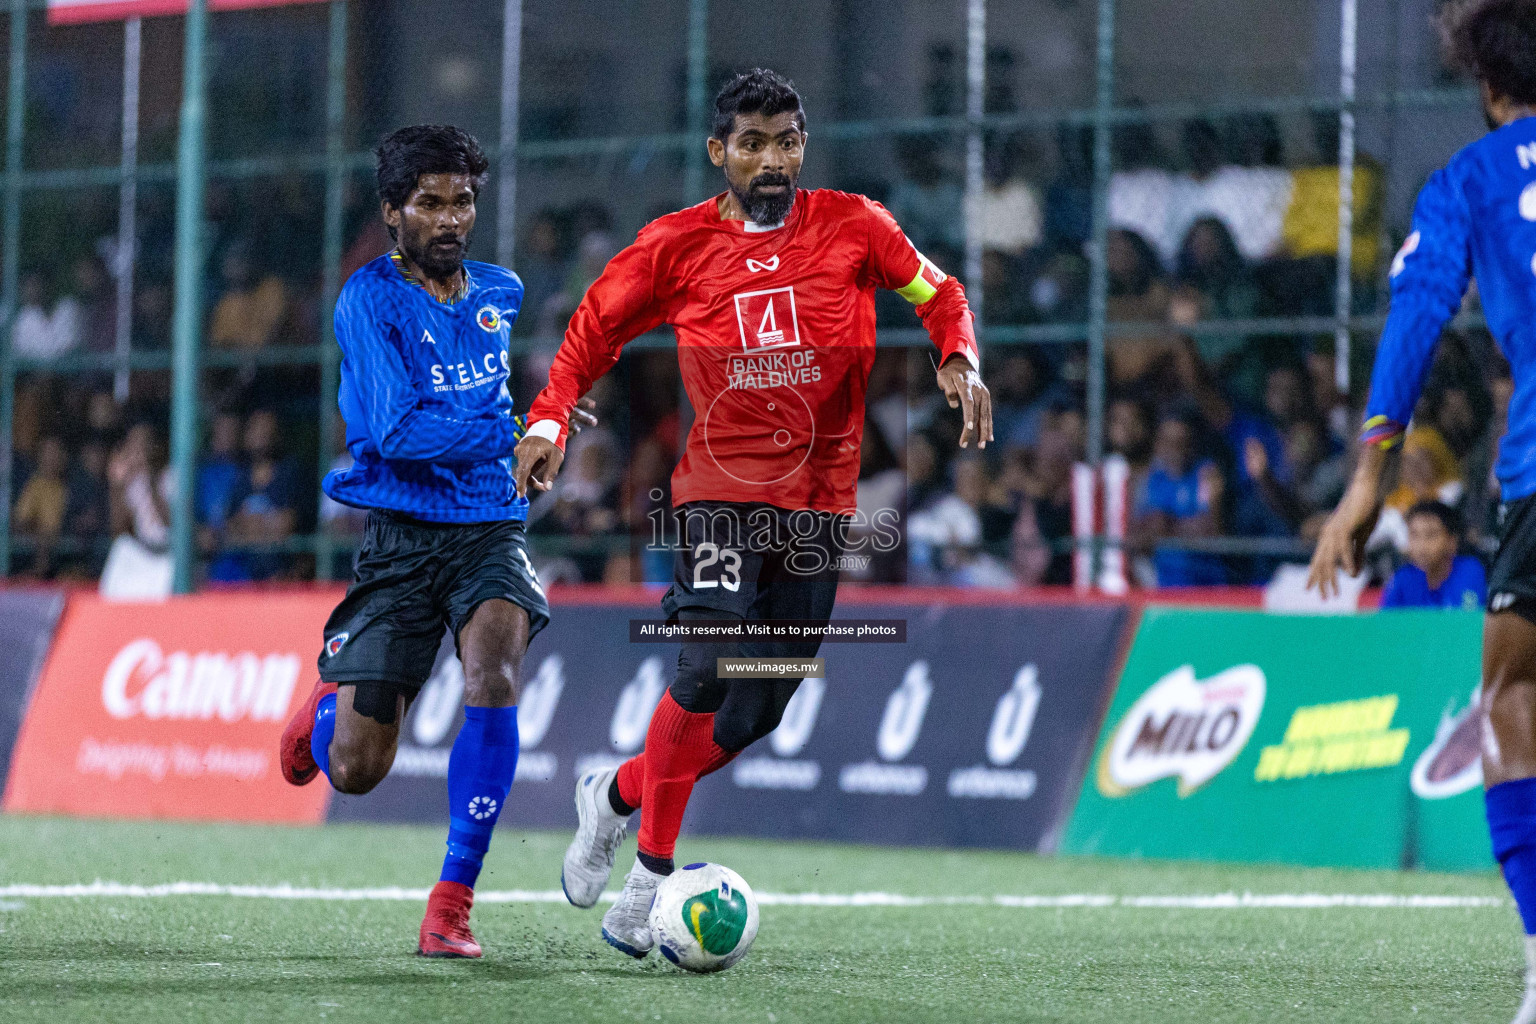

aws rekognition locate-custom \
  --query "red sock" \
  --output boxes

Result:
[695,743,739,780]
[615,752,645,810]
[636,691,721,860]
[613,715,735,812]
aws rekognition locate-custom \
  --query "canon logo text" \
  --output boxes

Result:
[101,638,301,723]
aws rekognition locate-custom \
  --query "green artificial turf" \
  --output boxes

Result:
[0,816,1520,1023]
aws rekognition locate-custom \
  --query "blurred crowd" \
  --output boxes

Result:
[877,99,1503,591]
[899,332,1504,590]
[9,381,318,583]
[3,39,1504,594]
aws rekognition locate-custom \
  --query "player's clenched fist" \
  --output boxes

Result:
[513,436,563,497]
[936,355,994,450]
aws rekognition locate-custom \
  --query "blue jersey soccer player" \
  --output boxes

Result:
[277,124,590,960]
[1310,3,1536,1019]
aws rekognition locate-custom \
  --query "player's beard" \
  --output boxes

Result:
[732,172,796,226]
[402,231,468,280]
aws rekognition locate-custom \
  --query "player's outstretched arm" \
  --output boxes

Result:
[1307,441,1392,598]
[1310,167,1470,597]
[935,355,994,450]
[859,194,986,447]
[523,238,664,473]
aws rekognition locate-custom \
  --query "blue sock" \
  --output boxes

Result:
[1487,778,1536,933]
[441,705,519,889]
[310,692,337,784]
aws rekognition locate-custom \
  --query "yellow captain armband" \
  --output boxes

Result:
[897,271,937,305]
[896,254,946,305]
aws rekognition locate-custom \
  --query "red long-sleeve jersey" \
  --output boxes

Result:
[527,188,978,513]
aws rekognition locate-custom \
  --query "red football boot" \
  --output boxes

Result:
[279,679,336,786]
[417,881,483,958]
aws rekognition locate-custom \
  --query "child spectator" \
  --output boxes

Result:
[1372,427,1466,555]
[1380,501,1486,611]
[13,436,68,575]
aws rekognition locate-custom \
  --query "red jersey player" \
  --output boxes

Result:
[512,68,993,959]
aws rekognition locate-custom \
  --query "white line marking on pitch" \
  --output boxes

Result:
[0,882,1505,909]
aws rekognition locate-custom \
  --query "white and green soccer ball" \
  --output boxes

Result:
[648,862,760,973]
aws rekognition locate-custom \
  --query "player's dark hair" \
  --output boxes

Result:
[1442,0,1536,105]
[712,69,806,141]
[1406,499,1465,539]
[375,125,490,239]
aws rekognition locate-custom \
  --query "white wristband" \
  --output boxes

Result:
[526,419,562,443]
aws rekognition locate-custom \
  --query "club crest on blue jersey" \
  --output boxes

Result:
[476,306,502,333]
[326,633,349,657]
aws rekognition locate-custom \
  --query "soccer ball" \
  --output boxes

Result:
[648,862,760,973]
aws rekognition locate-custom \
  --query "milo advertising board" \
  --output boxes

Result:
[1062,608,1489,870]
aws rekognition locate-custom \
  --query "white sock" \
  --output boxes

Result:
[1524,935,1536,986]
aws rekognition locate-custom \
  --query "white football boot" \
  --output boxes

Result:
[561,768,630,909]
[601,861,665,958]
[1514,936,1536,1024]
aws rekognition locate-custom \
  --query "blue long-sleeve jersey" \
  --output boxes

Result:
[1367,116,1536,501]
[321,253,530,523]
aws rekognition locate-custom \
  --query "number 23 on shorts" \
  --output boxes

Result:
[692,542,742,592]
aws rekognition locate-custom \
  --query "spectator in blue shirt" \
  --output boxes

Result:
[1381,500,1486,611]
[210,409,304,582]
[1133,410,1229,586]
[196,411,244,537]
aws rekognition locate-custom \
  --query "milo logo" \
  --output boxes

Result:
[1097,663,1266,798]
[684,884,750,955]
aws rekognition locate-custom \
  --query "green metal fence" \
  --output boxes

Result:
[0,0,1487,588]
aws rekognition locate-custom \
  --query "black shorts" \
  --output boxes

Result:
[1489,494,1536,620]
[661,501,847,656]
[318,510,550,690]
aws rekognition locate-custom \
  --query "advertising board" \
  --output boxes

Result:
[332,599,1128,853]
[1062,609,1488,869]
[3,592,334,824]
